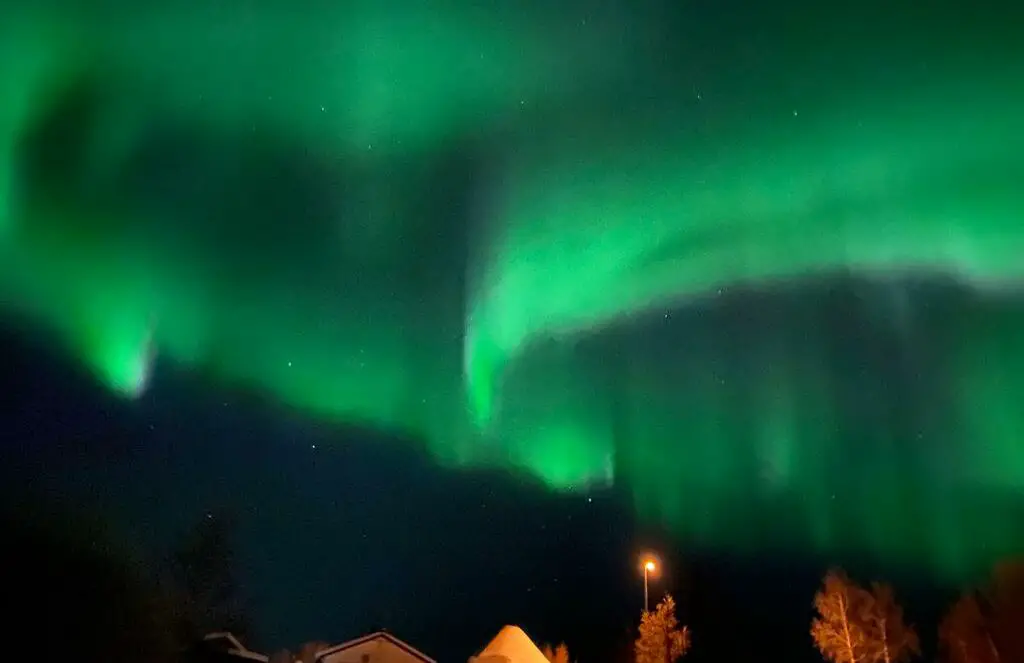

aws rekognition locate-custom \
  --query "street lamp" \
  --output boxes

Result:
[641,556,658,612]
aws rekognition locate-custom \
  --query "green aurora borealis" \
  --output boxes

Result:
[2,0,1023,578]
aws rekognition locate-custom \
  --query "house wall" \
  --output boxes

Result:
[320,638,427,663]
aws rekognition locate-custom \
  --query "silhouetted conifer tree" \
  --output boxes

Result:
[169,511,252,645]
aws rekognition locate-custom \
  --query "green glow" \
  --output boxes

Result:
[467,74,1024,409]
[2,0,1023,580]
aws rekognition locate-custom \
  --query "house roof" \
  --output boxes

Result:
[475,626,549,663]
[203,632,270,662]
[314,631,437,663]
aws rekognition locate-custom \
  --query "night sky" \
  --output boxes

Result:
[2,0,1023,661]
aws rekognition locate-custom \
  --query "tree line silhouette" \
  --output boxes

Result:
[632,558,1024,663]
[11,496,1021,663]
[6,502,250,663]
[812,561,1024,663]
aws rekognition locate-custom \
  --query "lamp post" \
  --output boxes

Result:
[642,558,657,612]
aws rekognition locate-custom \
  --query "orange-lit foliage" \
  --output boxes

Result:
[863,582,919,663]
[542,642,571,663]
[296,641,331,663]
[635,594,691,663]
[940,558,1024,663]
[811,569,872,663]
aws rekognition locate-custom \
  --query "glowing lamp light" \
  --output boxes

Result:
[640,554,660,612]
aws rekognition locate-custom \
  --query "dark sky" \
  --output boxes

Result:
[1,322,957,663]
[3,0,1022,661]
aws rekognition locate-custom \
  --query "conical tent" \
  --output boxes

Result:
[474,626,549,663]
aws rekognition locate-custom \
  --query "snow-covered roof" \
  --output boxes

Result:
[315,631,436,663]
[203,632,270,662]
[475,626,549,663]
